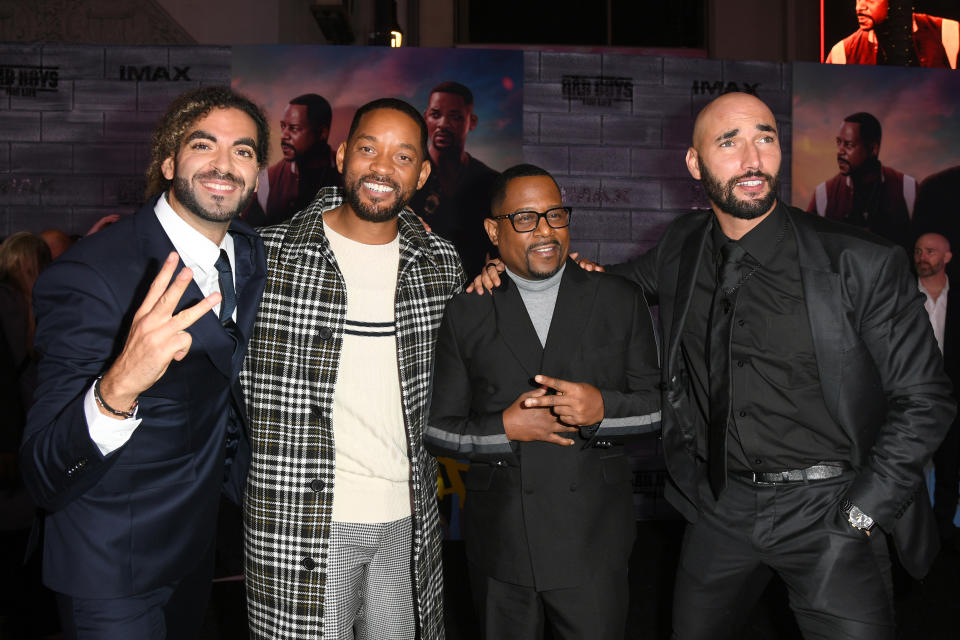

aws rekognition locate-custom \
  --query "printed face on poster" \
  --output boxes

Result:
[232,45,523,276]
[792,62,960,252]
[821,0,959,68]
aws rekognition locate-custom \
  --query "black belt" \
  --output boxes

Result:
[733,462,849,485]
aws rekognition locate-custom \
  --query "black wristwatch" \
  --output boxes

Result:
[840,499,875,532]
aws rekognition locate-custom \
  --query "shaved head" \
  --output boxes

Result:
[691,92,778,152]
[917,232,951,253]
[686,92,782,232]
[915,232,952,280]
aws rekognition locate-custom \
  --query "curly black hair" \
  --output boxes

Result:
[145,86,270,199]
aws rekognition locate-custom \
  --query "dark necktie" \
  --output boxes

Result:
[215,249,237,324]
[214,249,242,476]
[707,241,747,498]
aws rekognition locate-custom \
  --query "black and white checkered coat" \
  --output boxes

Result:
[242,188,465,639]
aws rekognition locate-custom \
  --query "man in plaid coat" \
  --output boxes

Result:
[242,98,465,639]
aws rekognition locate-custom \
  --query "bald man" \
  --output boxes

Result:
[915,232,960,544]
[601,93,953,638]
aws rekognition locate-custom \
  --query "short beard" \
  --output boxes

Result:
[916,263,940,278]
[345,174,410,223]
[524,241,564,279]
[698,158,779,220]
[172,171,253,223]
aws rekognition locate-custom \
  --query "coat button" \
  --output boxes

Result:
[302,557,316,570]
[494,460,507,467]
[569,483,578,491]
[317,327,333,340]
[524,487,533,495]
[309,478,325,492]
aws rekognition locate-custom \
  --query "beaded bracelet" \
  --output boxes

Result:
[94,376,138,419]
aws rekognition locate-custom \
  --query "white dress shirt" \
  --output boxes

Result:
[85,194,236,455]
[919,275,949,356]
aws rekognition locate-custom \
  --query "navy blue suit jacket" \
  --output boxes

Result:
[20,197,266,598]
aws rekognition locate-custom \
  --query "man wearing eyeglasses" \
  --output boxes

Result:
[425,163,661,639]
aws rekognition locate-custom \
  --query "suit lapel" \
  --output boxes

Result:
[493,275,543,380]
[541,262,595,379]
[789,208,845,418]
[666,217,710,374]
[134,198,236,380]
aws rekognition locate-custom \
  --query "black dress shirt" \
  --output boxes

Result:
[684,203,851,472]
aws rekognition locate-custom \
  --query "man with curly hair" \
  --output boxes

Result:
[20,86,269,639]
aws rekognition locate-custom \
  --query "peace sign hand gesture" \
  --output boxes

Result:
[96,252,220,418]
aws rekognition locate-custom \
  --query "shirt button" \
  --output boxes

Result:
[737,319,745,327]
[317,326,333,340]
[309,478,325,492]
[739,411,746,417]
[754,458,762,465]
[737,360,744,367]
[302,557,316,570]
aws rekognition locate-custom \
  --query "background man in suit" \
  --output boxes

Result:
[242,98,463,640]
[426,164,661,639]
[470,92,953,638]
[19,86,269,639]
[915,232,960,544]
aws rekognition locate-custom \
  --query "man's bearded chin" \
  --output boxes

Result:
[698,158,779,220]
[345,175,410,223]
[172,173,253,223]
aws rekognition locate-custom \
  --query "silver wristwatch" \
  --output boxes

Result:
[840,500,875,532]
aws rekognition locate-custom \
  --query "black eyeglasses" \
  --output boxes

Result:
[490,206,573,233]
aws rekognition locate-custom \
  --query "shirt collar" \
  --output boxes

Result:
[919,275,950,299]
[711,200,786,266]
[154,192,232,277]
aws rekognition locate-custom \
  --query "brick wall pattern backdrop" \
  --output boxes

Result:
[0,44,230,237]
[523,51,792,265]
[1,44,791,261]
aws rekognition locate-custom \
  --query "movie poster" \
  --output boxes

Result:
[792,62,960,255]
[232,45,524,539]
[821,0,959,68]
[232,45,523,273]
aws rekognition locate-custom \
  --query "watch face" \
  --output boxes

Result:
[848,506,874,530]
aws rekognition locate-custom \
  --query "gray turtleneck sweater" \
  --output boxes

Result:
[505,263,566,346]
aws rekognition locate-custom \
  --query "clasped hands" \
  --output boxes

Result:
[502,375,604,447]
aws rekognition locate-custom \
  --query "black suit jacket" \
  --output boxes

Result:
[610,204,955,579]
[20,197,266,597]
[425,261,661,590]
[942,283,960,389]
